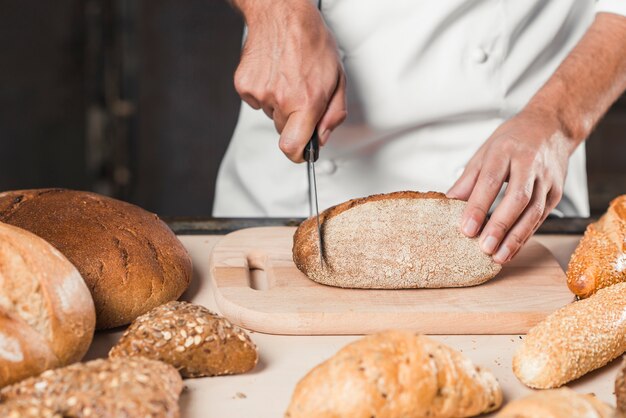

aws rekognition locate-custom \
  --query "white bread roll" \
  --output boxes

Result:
[0,222,95,388]
[293,191,501,289]
[286,330,502,418]
[495,388,614,418]
[513,282,626,389]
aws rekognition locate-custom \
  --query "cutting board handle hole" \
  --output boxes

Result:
[247,252,272,291]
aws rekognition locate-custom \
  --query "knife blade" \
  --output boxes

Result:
[304,133,323,268]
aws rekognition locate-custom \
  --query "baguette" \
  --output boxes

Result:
[495,388,614,418]
[285,330,502,418]
[568,195,626,298]
[293,191,501,289]
[513,281,626,389]
[109,301,258,377]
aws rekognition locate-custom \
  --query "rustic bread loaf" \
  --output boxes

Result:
[495,388,614,418]
[0,398,63,418]
[285,330,502,418]
[0,188,193,329]
[568,195,626,298]
[513,281,626,389]
[0,222,95,388]
[109,301,258,377]
[293,191,501,288]
[0,357,183,418]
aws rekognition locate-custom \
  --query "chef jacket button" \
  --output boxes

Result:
[471,48,489,64]
[317,159,337,175]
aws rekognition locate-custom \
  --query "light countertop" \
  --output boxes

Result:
[86,234,621,417]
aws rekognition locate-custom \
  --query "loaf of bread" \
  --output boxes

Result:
[568,195,626,298]
[495,388,614,418]
[285,330,502,418]
[293,191,501,289]
[0,222,95,388]
[513,281,626,389]
[109,301,258,377]
[0,188,193,329]
[0,357,183,418]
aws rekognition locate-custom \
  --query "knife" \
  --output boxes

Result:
[304,133,324,268]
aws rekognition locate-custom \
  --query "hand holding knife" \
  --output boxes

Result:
[304,133,324,268]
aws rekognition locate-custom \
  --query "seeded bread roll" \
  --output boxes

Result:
[0,188,193,329]
[109,301,258,377]
[0,398,62,418]
[568,195,626,298]
[0,357,183,418]
[293,191,501,289]
[513,282,626,389]
[0,222,95,388]
[286,330,502,418]
[495,388,614,418]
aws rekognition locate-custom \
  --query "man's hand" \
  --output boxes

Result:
[447,110,574,264]
[449,12,626,264]
[231,0,347,162]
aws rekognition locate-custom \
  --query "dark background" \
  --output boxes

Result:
[0,1,624,217]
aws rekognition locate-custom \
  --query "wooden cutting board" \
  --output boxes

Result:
[210,227,574,335]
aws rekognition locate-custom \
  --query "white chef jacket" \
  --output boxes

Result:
[214,0,626,217]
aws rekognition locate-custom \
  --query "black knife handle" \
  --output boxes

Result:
[303,132,319,163]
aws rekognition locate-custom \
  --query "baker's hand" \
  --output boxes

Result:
[447,109,576,264]
[232,0,347,162]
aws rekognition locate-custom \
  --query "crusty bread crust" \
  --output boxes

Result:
[513,281,626,389]
[496,388,614,418]
[0,188,193,329]
[567,195,626,298]
[109,301,258,378]
[286,330,502,418]
[293,191,500,288]
[0,222,95,388]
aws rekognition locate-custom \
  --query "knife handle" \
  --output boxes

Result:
[303,132,320,163]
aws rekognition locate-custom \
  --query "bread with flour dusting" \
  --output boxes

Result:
[293,191,501,288]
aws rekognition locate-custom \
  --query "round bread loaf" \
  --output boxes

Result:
[0,221,95,388]
[293,191,501,288]
[0,189,192,329]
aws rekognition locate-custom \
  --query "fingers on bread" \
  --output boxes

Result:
[293,191,501,289]
[567,195,626,298]
[0,189,193,329]
[0,222,95,388]
[109,301,258,377]
[285,330,502,418]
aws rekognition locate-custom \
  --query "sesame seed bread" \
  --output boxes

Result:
[495,388,614,418]
[285,330,502,418]
[567,195,626,298]
[513,282,626,389]
[0,222,95,389]
[293,191,501,288]
[0,398,63,418]
[0,357,183,418]
[0,188,193,329]
[109,301,258,377]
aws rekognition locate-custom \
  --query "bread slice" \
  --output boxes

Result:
[293,191,501,288]
[567,194,626,298]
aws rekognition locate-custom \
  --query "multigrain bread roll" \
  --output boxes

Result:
[0,222,95,388]
[293,191,501,289]
[513,281,626,389]
[285,330,502,418]
[109,301,258,377]
[568,195,626,298]
[0,357,183,418]
[495,388,614,418]
[0,188,193,329]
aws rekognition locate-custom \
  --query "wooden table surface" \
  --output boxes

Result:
[86,234,621,417]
